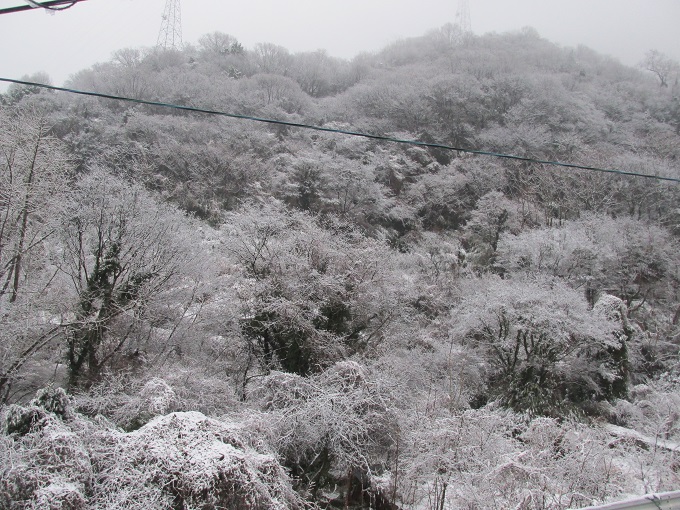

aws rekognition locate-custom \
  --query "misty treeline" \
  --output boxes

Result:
[1,24,679,509]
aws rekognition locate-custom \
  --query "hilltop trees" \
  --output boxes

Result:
[198,31,243,57]
[641,50,680,88]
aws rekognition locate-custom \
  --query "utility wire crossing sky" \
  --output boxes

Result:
[0,0,86,14]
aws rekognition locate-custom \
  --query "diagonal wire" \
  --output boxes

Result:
[0,0,85,15]
[1,77,679,184]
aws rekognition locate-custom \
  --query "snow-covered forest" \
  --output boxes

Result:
[1,24,680,509]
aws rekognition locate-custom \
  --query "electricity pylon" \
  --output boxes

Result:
[157,0,182,50]
[455,0,471,34]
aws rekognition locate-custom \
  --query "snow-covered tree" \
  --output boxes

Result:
[224,203,408,382]
[450,276,628,416]
[0,107,71,302]
[0,107,72,401]
[641,49,680,88]
[60,171,201,388]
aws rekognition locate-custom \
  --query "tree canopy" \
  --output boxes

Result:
[1,26,679,510]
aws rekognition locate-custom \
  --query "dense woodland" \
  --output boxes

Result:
[1,24,680,509]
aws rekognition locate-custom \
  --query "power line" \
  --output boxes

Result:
[1,77,679,185]
[23,0,78,10]
[0,0,86,15]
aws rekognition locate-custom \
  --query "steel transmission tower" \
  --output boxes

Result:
[455,0,471,34]
[157,0,182,50]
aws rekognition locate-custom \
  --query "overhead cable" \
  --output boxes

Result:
[1,77,679,184]
[0,0,85,15]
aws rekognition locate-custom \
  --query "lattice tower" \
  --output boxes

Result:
[157,0,182,50]
[455,0,471,33]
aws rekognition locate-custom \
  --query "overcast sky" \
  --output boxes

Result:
[1,0,679,91]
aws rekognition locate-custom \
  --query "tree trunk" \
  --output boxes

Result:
[9,127,41,302]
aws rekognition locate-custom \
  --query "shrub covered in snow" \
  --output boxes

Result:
[112,377,181,431]
[1,398,92,510]
[3,387,74,435]
[93,411,303,510]
[247,361,397,497]
[1,387,303,509]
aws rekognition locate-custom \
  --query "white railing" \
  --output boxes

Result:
[576,490,680,510]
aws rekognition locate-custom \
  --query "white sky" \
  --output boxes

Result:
[1,0,679,91]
